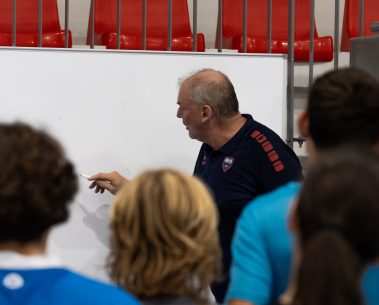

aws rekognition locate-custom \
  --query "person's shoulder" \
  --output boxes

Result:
[242,181,301,218]
[56,269,140,305]
[236,182,300,242]
[248,118,283,139]
[243,118,288,151]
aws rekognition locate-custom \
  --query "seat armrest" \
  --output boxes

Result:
[371,22,379,33]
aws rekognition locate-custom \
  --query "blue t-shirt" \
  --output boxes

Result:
[226,181,379,305]
[194,114,303,303]
[0,267,140,305]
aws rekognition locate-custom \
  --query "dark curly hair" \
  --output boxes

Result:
[0,122,78,243]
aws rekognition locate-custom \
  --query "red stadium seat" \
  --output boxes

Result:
[218,0,333,62]
[0,0,71,48]
[86,0,205,51]
[341,0,379,51]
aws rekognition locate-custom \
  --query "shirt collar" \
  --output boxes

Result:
[213,114,255,155]
[0,251,62,269]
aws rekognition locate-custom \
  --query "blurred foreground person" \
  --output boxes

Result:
[109,169,221,305]
[282,149,379,305]
[0,122,139,305]
[227,67,379,305]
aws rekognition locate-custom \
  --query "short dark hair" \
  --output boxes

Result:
[182,69,239,118]
[293,148,379,305]
[308,68,379,149]
[0,122,78,243]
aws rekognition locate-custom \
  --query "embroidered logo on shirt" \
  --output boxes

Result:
[251,130,285,172]
[201,155,207,165]
[3,272,24,290]
[222,156,234,172]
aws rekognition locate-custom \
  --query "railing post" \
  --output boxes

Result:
[242,0,248,53]
[218,0,223,52]
[38,0,43,47]
[167,0,172,51]
[267,0,272,53]
[116,0,121,49]
[64,0,69,48]
[192,0,198,51]
[309,0,315,85]
[287,0,295,148]
[90,0,95,49]
[142,0,146,50]
[334,0,340,69]
[359,0,364,37]
[12,0,16,46]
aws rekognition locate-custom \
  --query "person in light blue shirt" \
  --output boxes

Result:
[229,182,300,305]
[0,122,140,305]
[226,67,379,305]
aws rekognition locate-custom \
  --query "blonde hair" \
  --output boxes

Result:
[109,168,221,304]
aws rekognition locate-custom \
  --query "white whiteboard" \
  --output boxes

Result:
[0,47,287,281]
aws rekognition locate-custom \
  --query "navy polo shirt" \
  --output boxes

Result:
[193,114,302,302]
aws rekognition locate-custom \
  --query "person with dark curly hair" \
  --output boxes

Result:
[0,122,140,305]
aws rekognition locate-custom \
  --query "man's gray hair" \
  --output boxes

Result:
[179,69,239,118]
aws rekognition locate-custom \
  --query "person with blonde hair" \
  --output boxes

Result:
[108,168,222,305]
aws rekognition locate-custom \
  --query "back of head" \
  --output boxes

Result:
[308,68,379,149]
[0,122,78,243]
[109,168,221,304]
[180,68,239,118]
[292,148,379,305]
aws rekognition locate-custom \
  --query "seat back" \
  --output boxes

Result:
[341,0,379,51]
[222,0,320,40]
[89,0,193,44]
[0,0,62,34]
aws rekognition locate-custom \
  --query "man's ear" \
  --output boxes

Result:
[288,199,299,235]
[201,104,213,122]
[298,111,310,139]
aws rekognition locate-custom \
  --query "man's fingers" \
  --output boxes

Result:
[87,171,123,195]
[95,180,114,191]
[89,173,110,181]
[95,185,101,193]
[89,181,97,189]
[89,180,108,194]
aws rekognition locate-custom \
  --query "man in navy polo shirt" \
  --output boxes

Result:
[176,69,302,302]
[89,68,302,303]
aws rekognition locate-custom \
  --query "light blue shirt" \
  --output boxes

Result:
[226,182,379,305]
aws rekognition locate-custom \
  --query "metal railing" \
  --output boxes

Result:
[287,0,295,148]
